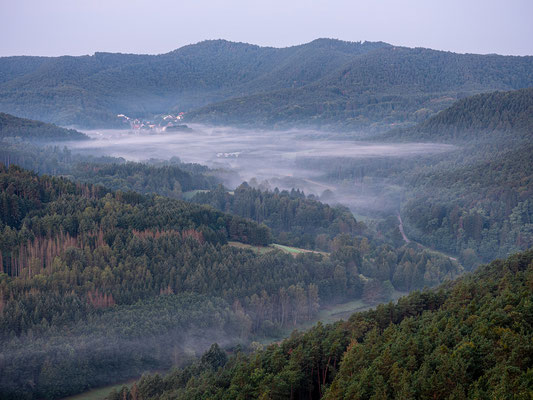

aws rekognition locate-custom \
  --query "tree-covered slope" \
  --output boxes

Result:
[191,183,364,249]
[1,39,532,128]
[392,87,533,141]
[186,47,533,129]
[0,164,461,399]
[0,112,88,140]
[0,140,220,198]
[0,39,388,127]
[402,142,533,266]
[391,88,533,265]
[118,249,533,399]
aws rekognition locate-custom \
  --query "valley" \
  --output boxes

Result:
[0,33,531,400]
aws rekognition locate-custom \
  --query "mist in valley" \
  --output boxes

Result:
[67,124,456,216]
[1,124,466,397]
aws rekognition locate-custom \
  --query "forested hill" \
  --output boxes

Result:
[0,112,88,140]
[0,39,388,127]
[1,39,532,128]
[396,88,533,265]
[0,164,462,399]
[191,183,364,249]
[185,47,533,129]
[390,87,533,141]
[0,140,220,199]
[116,249,533,400]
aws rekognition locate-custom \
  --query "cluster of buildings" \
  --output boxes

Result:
[117,113,186,131]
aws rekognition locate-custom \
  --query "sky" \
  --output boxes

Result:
[1,0,532,57]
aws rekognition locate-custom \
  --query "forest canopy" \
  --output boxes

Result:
[0,112,88,140]
[114,249,533,400]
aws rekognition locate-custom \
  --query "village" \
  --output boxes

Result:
[116,112,191,132]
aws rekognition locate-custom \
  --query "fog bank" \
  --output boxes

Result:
[69,124,456,213]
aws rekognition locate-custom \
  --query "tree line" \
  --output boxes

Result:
[0,164,461,399]
[114,249,533,399]
[191,183,365,249]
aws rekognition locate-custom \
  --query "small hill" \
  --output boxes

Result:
[0,112,88,140]
[389,87,533,141]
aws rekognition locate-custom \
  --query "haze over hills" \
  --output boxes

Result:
[392,88,533,266]
[2,88,532,398]
[113,250,533,399]
[0,112,88,140]
[1,25,533,400]
[0,39,532,129]
[389,87,533,141]
[0,164,461,398]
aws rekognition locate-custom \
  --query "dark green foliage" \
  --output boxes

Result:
[0,165,461,399]
[124,250,533,399]
[71,162,218,197]
[390,87,533,141]
[396,89,533,263]
[402,144,533,264]
[0,143,218,198]
[1,40,531,128]
[0,112,88,140]
[187,47,533,129]
[0,164,269,244]
[191,183,364,249]
[201,344,228,371]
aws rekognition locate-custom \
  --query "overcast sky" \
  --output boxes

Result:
[1,0,532,57]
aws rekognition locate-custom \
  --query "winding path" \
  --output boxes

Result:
[397,213,458,262]
[397,214,410,243]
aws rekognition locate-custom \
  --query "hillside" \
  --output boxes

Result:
[0,165,461,399]
[390,89,533,265]
[191,183,364,249]
[0,39,388,127]
[0,140,220,198]
[0,112,88,140]
[115,249,533,399]
[391,87,533,141]
[1,40,532,128]
[186,47,533,129]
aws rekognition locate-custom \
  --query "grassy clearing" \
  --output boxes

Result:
[228,241,275,255]
[181,189,210,200]
[271,243,304,254]
[61,380,135,400]
[228,242,329,257]
[313,289,406,325]
[271,243,329,256]
[259,299,372,345]
[261,289,409,345]
[318,299,370,324]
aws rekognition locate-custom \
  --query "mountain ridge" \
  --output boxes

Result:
[0,38,532,128]
[0,112,88,140]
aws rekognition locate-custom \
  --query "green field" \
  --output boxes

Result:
[61,380,135,400]
[181,189,210,200]
[270,243,329,256]
[228,241,275,254]
[315,289,406,325]
[228,242,329,257]
[262,289,408,344]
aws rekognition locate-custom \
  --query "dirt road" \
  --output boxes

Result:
[397,214,410,243]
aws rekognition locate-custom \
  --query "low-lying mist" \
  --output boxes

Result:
[68,124,456,215]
